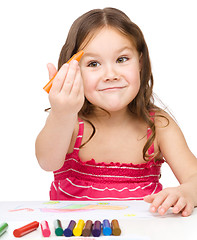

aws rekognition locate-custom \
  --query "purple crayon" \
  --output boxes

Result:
[92,220,101,237]
[63,220,76,237]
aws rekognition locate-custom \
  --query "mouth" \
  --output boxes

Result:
[98,86,127,91]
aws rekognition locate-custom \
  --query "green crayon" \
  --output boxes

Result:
[54,219,63,236]
[0,222,8,236]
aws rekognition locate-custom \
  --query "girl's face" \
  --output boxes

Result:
[80,26,141,113]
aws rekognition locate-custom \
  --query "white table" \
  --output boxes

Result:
[0,201,196,240]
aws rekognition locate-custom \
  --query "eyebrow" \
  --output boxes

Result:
[116,46,135,53]
[82,46,135,58]
[82,52,100,58]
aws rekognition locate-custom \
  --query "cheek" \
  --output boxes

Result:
[83,82,94,96]
[81,67,101,95]
[82,75,97,97]
[125,66,141,87]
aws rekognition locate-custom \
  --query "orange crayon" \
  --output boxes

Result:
[43,50,84,93]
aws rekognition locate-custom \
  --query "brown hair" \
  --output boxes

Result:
[57,7,168,161]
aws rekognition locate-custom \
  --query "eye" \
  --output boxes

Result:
[88,61,100,67]
[116,56,128,63]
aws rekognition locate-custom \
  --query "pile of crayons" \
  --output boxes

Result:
[0,219,121,238]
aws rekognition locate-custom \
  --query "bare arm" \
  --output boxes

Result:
[35,60,84,171]
[144,112,197,216]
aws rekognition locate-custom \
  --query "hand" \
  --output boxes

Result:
[144,185,195,217]
[47,60,84,117]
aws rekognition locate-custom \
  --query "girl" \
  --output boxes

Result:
[35,7,197,217]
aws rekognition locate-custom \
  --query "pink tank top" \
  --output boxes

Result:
[50,118,164,200]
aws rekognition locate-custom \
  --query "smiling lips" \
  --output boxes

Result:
[98,86,127,91]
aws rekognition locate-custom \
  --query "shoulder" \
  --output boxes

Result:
[67,120,80,153]
[153,109,187,161]
[154,109,181,134]
[154,109,173,128]
[154,110,197,183]
[154,110,184,146]
[154,109,188,164]
[67,118,93,153]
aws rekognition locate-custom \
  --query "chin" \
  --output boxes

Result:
[103,104,127,113]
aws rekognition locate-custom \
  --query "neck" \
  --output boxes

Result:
[89,107,136,128]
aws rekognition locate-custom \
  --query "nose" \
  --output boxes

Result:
[103,64,119,82]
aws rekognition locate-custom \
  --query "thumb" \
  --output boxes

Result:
[47,63,57,80]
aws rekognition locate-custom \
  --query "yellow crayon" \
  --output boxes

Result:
[73,219,85,236]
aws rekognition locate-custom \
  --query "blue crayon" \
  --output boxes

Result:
[63,220,76,237]
[103,219,112,236]
[92,220,101,237]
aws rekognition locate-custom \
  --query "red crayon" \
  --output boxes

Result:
[13,221,39,237]
[41,220,51,237]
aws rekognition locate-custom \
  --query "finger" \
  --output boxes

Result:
[172,198,193,217]
[50,63,69,94]
[70,66,83,96]
[47,63,57,80]
[158,195,178,215]
[144,194,155,203]
[172,197,187,214]
[62,60,78,94]
[181,203,194,217]
[149,191,168,213]
[78,77,85,104]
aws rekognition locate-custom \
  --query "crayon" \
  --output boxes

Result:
[13,221,39,237]
[41,220,51,237]
[82,220,92,237]
[111,219,121,236]
[64,220,76,237]
[92,220,101,237]
[43,50,84,93]
[73,219,85,236]
[54,219,63,236]
[0,222,8,236]
[103,219,112,236]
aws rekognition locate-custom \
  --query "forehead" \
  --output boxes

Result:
[79,26,137,52]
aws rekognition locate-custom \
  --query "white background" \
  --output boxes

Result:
[0,0,196,200]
